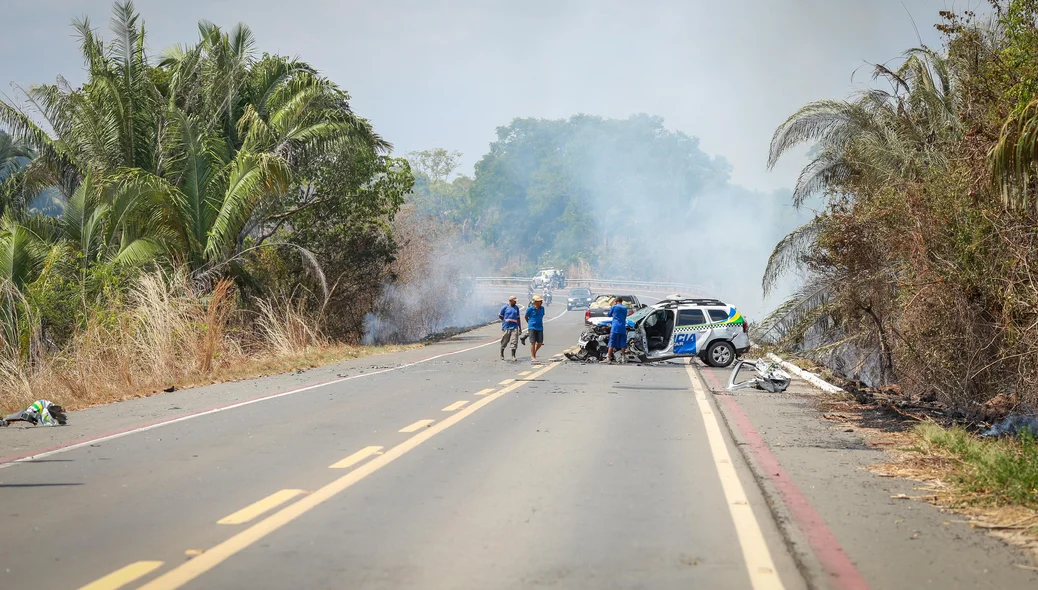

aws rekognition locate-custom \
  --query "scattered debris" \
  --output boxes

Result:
[981,414,1038,438]
[727,359,791,393]
[1,400,67,427]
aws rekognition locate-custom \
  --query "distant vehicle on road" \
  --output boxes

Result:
[584,294,644,324]
[572,295,750,366]
[532,268,565,289]
[566,287,594,311]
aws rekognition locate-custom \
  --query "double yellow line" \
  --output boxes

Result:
[83,362,557,590]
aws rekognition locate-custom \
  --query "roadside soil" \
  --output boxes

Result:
[817,394,1038,559]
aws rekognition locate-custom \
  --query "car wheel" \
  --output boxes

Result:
[706,341,735,368]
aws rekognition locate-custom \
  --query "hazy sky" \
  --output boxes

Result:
[2,0,956,191]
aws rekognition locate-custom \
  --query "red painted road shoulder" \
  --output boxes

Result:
[698,366,871,590]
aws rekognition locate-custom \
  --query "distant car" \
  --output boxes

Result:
[584,294,644,324]
[532,268,565,289]
[566,287,594,311]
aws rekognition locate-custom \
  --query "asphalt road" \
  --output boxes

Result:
[0,304,805,590]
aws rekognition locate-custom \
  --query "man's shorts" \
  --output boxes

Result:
[528,329,544,344]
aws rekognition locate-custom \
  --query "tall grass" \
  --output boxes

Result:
[0,269,327,413]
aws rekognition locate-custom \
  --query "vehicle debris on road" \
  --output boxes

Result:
[1,399,68,427]
[726,359,791,393]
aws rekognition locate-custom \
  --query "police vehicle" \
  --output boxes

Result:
[580,295,749,366]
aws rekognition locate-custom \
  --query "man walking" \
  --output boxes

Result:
[499,295,522,361]
[525,294,546,363]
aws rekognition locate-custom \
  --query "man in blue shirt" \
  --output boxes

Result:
[525,294,546,363]
[604,297,629,364]
[499,295,522,361]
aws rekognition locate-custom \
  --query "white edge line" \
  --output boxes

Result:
[765,353,844,394]
[0,333,523,470]
[685,364,785,590]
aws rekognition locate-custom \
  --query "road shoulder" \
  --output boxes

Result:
[696,363,1038,590]
[0,324,503,464]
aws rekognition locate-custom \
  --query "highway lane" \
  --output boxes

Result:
[0,306,802,589]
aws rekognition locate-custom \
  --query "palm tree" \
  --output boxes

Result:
[761,49,961,378]
[0,1,387,281]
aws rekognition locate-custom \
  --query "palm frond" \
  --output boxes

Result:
[989,98,1038,209]
[762,217,823,297]
[204,152,289,261]
[754,277,836,345]
[768,100,863,169]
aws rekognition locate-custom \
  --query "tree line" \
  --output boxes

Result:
[758,0,1038,414]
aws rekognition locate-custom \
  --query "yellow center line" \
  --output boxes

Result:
[473,388,496,396]
[498,378,515,386]
[518,370,531,376]
[217,489,307,525]
[441,400,469,412]
[138,362,558,590]
[78,561,164,590]
[399,419,435,433]
[329,445,383,469]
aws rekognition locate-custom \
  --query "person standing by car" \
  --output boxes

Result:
[525,294,546,363]
[499,296,522,361]
[604,297,629,364]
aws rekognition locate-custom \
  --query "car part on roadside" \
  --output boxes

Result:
[1,399,67,427]
[726,359,791,393]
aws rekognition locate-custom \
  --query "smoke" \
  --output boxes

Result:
[577,124,815,318]
[468,114,816,319]
[362,205,498,344]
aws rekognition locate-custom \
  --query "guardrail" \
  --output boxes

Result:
[469,277,711,295]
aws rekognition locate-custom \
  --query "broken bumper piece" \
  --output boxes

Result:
[727,359,791,393]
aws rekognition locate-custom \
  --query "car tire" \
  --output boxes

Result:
[705,340,736,368]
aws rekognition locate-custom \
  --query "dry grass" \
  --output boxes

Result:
[817,396,1038,556]
[0,270,421,414]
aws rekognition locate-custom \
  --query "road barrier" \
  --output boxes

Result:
[470,277,710,294]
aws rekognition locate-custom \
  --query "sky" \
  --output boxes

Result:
[2,0,962,193]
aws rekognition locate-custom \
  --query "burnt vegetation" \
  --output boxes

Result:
[758,1,1038,418]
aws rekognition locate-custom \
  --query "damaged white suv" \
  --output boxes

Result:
[577,295,750,366]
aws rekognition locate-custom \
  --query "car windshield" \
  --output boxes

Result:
[628,305,655,323]
[569,288,590,296]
